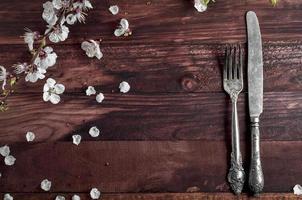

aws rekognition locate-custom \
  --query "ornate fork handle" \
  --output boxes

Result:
[227,92,245,194]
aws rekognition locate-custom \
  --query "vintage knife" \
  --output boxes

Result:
[246,11,264,195]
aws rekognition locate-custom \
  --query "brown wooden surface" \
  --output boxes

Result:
[0,193,302,200]
[0,0,302,199]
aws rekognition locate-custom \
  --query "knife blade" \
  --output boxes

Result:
[246,11,264,195]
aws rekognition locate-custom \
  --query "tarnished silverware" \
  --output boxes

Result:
[247,11,264,195]
[223,44,245,194]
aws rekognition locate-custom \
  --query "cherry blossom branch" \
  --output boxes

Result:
[0,0,93,111]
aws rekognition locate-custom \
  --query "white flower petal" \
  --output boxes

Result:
[66,14,77,25]
[194,0,207,12]
[114,28,125,37]
[72,135,81,146]
[109,5,119,15]
[4,155,16,166]
[96,93,104,103]
[54,84,65,94]
[294,184,302,195]
[72,195,81,200]
[90,188,101,199]
[46,78,56,87]
[49,93,61,104]
[3,193,13,200]
[41,179,52,191]
[120,18,129,30]
[26,131,35,142]
[55,195,65,200]
[0,145,10,157]
[52,0,63,9]
[43,92,51,102]
[89,126,100,137]
[86,86,96,96]
[119,81,130,93]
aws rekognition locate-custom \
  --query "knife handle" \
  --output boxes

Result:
[249,118,264,195]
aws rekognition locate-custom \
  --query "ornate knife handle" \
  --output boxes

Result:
[249,117,264,195]
[227,97,245,194]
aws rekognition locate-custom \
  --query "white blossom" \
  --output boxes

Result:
[72,195,81,200]
[0,66,7,90]
[34,47,57,70]
[55,195,65,200]
[48,24,69,43]
[26,131,36,142]
[13,63,28,75]
[23,28,40,51]
[119,81,130,93]
[109,5,119,15]
[294,184,302,195]
[41,179,52,191]
[96,93,104,103]
[4,155,16,166]
[0,145,10,157]
[194,0,207,12]
[42,1,58,25]
[66,9,86,25]
[3,194,13,200]
[89,126,100,137]
[86,86,96,96]
[53,0,70,10]
[114,18,131,37]
[90,188,101,199]
[73,0,93,10]
[43,78,65,104]
[81,40,103,59]
[72,135,81,145]
[25,67,46,83]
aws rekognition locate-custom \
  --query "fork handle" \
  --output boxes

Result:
[227,99,245,194]
[249,118,264,195]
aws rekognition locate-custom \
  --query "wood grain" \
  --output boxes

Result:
[0,42,301,94]
[0,141,301,193]
[0,0,302,44]
[0,92,301,142]
[0,193,301,200]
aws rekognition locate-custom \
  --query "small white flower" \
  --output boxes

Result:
[3,193,13,200]
[13,63,28,75]
[73,0,93,10]
[194,0,207,12]
[294,184,302,195]
[26,131,35,142]
[72,194,81,200]
[81,40,103,59]
[43,78,65,104]
[52,0,70,10]
[0,145,10,157]
[41,179,52,191]
[114,18,131,37]
[119,81,130,93]
[23,28,40,51]
[4,155,16,166]
[72,135,81,145]
[48,24,69,43]
[66,9,86,25]
[109,5,119,15]
[96,93,104,103]
[0,66,8,90]
[42,1,58,25]
[34,46,57,70]
[25,67,46,83]
[86,86,96,96]
[89,126,100,137]
[55,195,65,200]
[90,188,101,199]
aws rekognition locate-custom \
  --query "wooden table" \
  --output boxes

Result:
[0,0,302,199]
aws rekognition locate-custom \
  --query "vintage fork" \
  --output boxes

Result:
[223,45,245,194]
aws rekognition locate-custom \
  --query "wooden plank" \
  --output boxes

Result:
[0,0,302,44]
[0,141,301,192]
[0,92,301,142]
[0,42,301,94]
[0,193,301,200]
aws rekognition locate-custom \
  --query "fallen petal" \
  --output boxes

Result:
[72,135,82,146]
[4,155,16,166]
[109,5,119,15]
[96,93,105,103]
[86,86,96,96]
[3,193,13,200]
[55,195,65,200]
[294,184,302,195]
[90,188,101,199]
[72,194,81,200]
[89,126,100,137]
[0,145,10,157]
[41,179,52,191]
[119,81,130,93]
[26,131,36,142]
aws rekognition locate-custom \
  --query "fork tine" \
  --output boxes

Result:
[234,45,239,79]
[239,45,243,82]
[228,45,233,79]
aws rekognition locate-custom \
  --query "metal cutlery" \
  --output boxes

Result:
[223,44,245,194]
[246,11,264,195]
